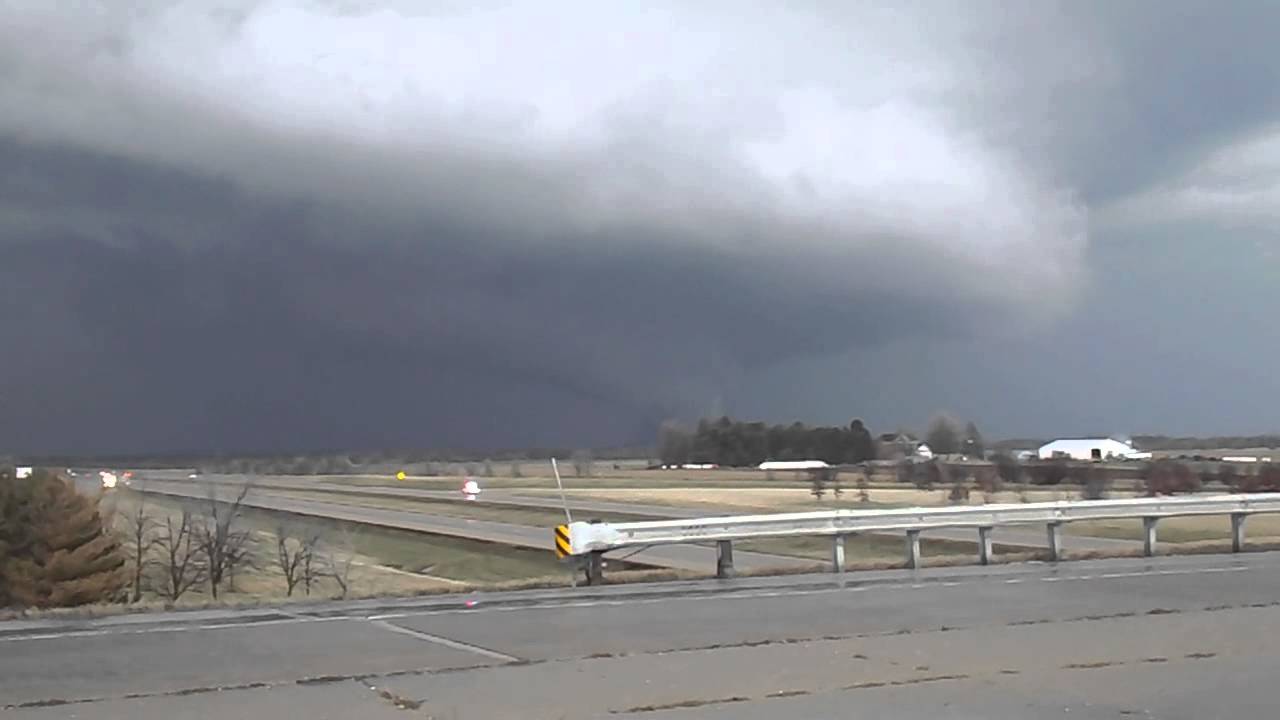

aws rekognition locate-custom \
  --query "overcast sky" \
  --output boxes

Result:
[3,1,1279,454]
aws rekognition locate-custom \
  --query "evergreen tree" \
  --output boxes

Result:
[925,415,961,454]
[962,421,985,458]
[0,469,126,608]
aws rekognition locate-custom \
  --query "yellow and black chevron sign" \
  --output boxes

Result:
[554,524,572,558]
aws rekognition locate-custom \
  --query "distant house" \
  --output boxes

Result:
[1037,438,1150,461]
[878,433,933,461]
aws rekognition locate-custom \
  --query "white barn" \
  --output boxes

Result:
[1037,438,1147,461]
[759,460,830,471]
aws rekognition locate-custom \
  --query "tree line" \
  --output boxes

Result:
[658,414,985,467]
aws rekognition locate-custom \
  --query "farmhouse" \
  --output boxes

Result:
[1037,438,1150,461]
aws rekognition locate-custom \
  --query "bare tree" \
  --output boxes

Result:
[510,461,523,478]
[857,465,872,504]
[300,537,322,596]
[223,530,256,593]
[810,474,826,500]
[154,510,206,602]
[195,482,253,599]
[571,450,593,478]
[323,526,361,599]
[120,498,158,602]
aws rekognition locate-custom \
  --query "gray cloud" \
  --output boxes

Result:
[3,1,1280,452]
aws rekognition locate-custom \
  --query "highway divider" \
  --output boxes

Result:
[555,493,1280,584]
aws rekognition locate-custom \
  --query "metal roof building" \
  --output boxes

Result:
[1037,438,1149,461]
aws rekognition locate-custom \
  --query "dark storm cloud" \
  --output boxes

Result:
[3,1,1280,451]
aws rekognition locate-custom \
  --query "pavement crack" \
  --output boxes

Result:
[612,696,750,714]
[842,673,970,692]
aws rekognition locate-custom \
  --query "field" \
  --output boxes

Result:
[248,486,1009,565]
[304,467,1280,549]
[71,457,1280,614]
[97,490,578,607]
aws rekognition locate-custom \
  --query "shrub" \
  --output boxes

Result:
[0,469,127,608]
[1142,460,1202,496]
[1076,465,1110,500]
[1218,463,1241,491]
[1236,464,1280,493]
[973,466,1003,494]
[1027,460,1069,486]
[991,453,1022,488]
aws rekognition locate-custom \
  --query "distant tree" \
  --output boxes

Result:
[973,465,1002,503]
[120,498,158,602]
[323,526,360,599]
[510,461,523,478]
[962,421,985,458]
[848,419,877,463]
[1218,463,1241,491]
[925,415,962,455]
[571,450,594,478]
[1028,460,1069,486]
[0,469,127,608]
[0,466,21,606]
[991,453,1022,487]
[1236,464,1280,493]
[856,466,872,503]
[482,459,495,478]
[1076,465,1110,500]
[948,477,970,504]
[810,468,830,500]
[275,527,314,597]
[194,483,253,599]
[155,510,206,603]
[909,459,943,491]
[1142,460,1201,496]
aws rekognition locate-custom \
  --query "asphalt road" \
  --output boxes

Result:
[136,472,1141,554]
[130,479,817,574]
[5,552,1280,718]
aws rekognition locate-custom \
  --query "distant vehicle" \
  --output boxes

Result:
[100,472,118,489]
[461,478,481,501]
[15,467,33,479]
[189,473,199,479]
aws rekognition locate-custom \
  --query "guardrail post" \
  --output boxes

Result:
[978,526,994,566]
[1046,522,1063,562]
[832,533,846,573]
[905,530,922,570]
[1142,517,1158,557]
[586,551,605,586]
[716,540,735,579]
[1232,513,1248,553]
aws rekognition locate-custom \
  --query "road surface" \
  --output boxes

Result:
[4,551,1279,718]
[131,479,816,574]
[138,472,1141,554]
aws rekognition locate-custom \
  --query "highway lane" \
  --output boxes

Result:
[5,551,1280,718]
[141,472,1141,553]
[131,479,817,574]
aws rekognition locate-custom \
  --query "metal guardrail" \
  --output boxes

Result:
[558,493,1280,584]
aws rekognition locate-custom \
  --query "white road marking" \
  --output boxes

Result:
[369,619,520,662]
[0,560,1265,640]
[0,616,343,643]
